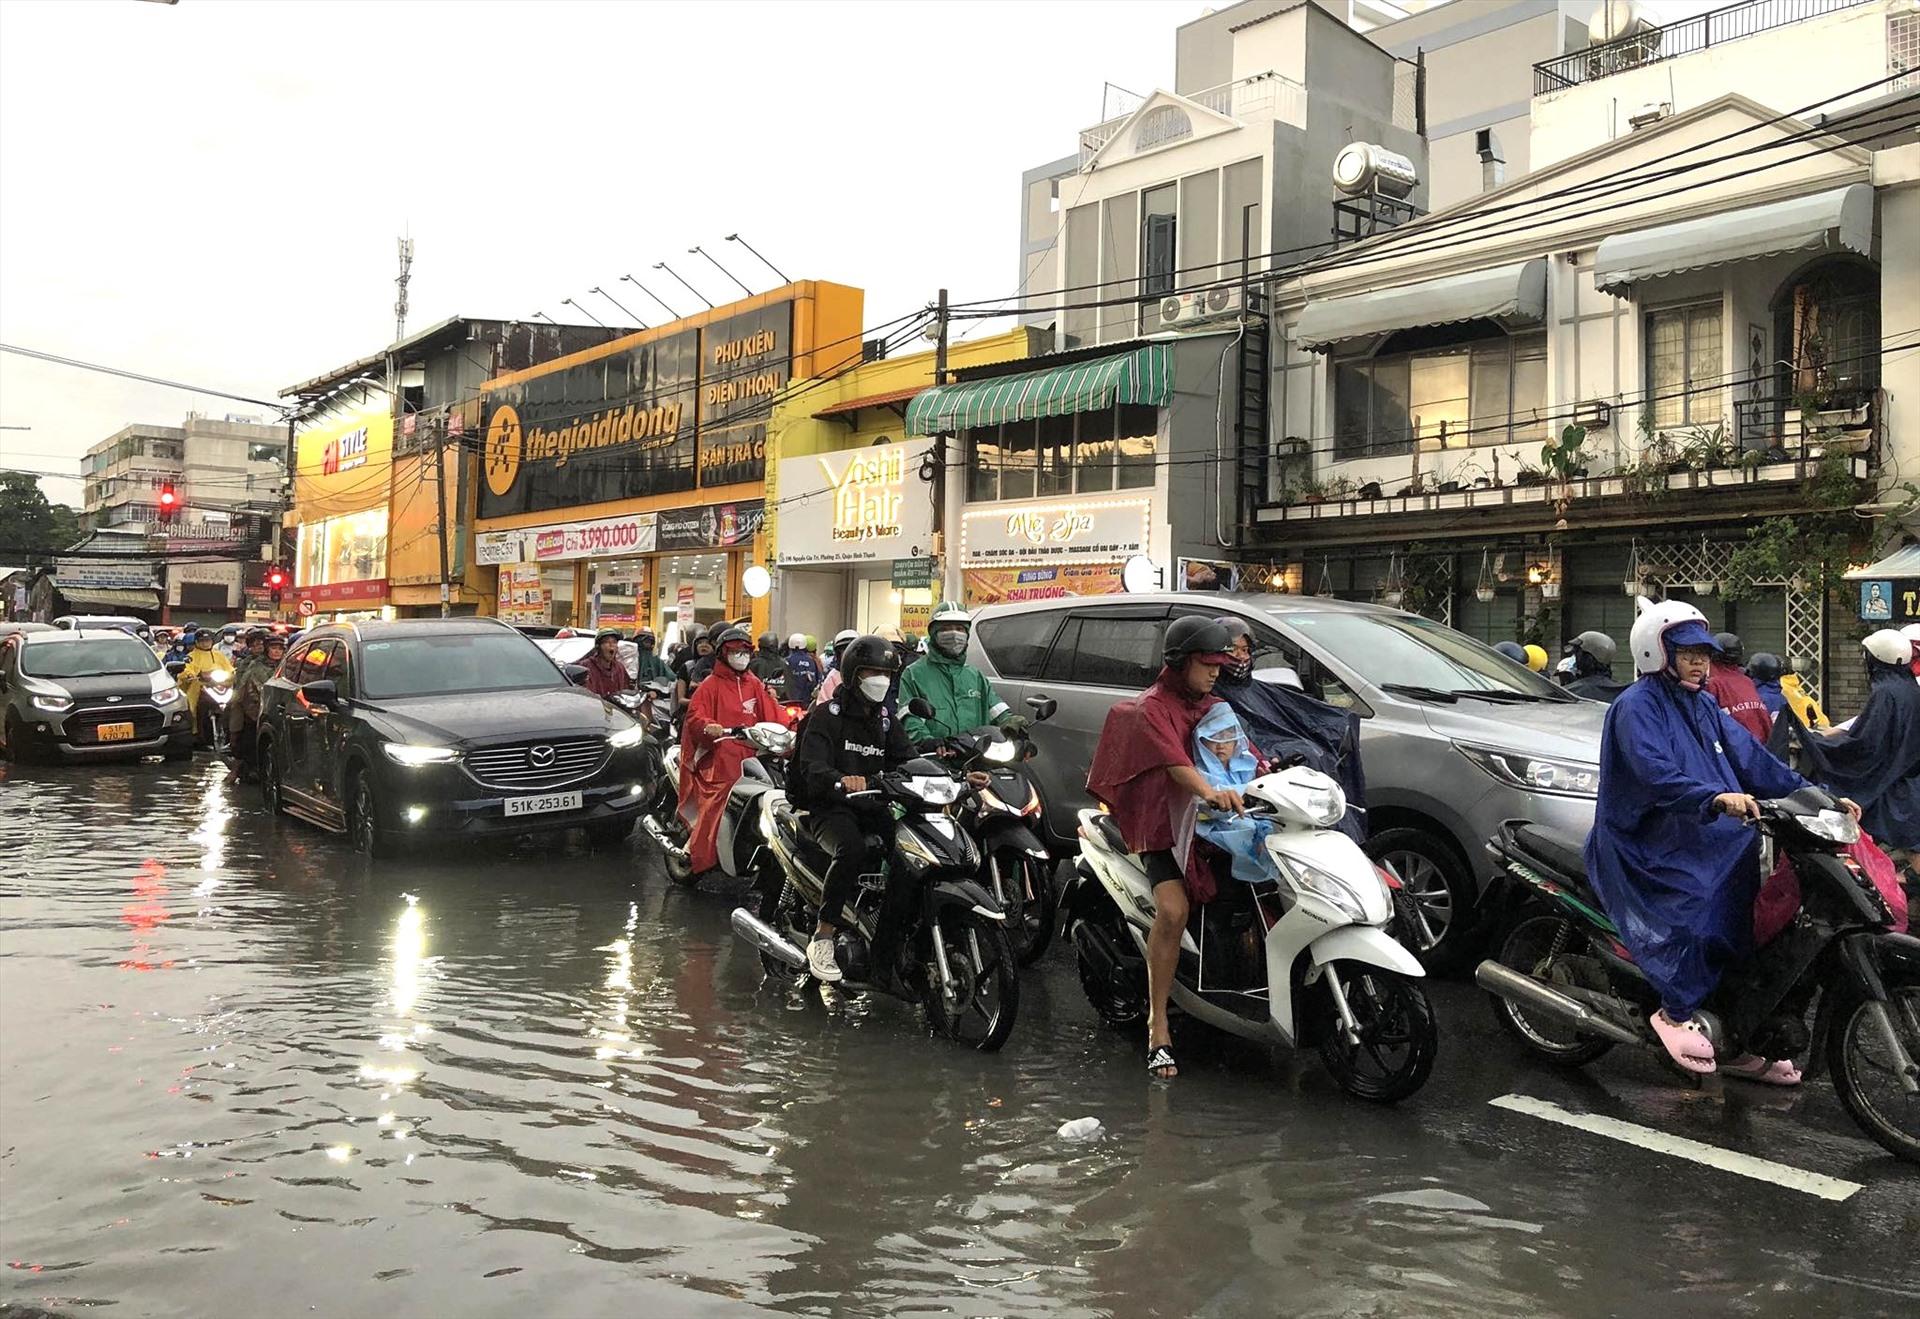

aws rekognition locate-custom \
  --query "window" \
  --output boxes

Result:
[359,632,567,699]
[1332,325,1545,459]
[1173,607,1357,708]
[1142,183,1178,298]
[1646,301,1722,428]
[972,610,1067,679]
[322,641,352,697]
[1134,106,1193,152]
[964,404,1160,501]
[1043,611,1166,689]
[291,640,335,686]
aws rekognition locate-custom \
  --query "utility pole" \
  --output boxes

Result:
[933,287,949,385]
[932,289,958,604]
[435,419,452,617]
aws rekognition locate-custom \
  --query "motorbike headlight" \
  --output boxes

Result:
[982,740,1018,765]
[383,743,460,766]
[31,694,73,713]
[607,724,645,750]
[1273,854,1369,923]
[210,670,232,687]
[908,774,963,805]
[1456,744,1598,798]
[1801,808,1860,845]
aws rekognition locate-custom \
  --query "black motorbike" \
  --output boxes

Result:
[1477,787,1920,1164]
[933,695,1059,966]
[616,679,692,878]
[732,728,1021,1051]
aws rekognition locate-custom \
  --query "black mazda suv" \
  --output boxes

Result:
[255,617,652,857]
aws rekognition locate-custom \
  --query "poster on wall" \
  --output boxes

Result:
[963,563,1126,606]
[657,500,764,551]
[1178,558,1238,592]
[676,585,696,626]
[960,498,1151,566]
[497,563,548,626]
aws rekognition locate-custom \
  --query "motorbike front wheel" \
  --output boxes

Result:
[1826,968,1920,1164]
[1316,964,1438,1103]
[921,908,1020,1052]
[991,851,1056,968]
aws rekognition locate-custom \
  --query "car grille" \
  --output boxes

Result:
[68,703,165,743]
[462,736,610,790]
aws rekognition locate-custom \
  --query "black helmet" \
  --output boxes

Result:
[1747,651,1784,683]
[245,627,269,644]
[1713,632,1743,665]
[1163,616,1232,667]
[634,628,656,647]
[714,625,752,650]
[757,630,778,651]
[841,633,902,679]
[1493,641,1527,663]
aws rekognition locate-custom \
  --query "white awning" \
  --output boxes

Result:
[1844,543,1920,580]
[1294,259,1546,351]
[1593,184,1871,295]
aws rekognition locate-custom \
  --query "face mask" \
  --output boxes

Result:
[1223,654,1252,682]
[859,674,891,703]
[934,631,967,658]
[639,638,654,652]
[727,652,750,672]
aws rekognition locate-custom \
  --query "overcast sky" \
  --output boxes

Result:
[0,0,1202,505]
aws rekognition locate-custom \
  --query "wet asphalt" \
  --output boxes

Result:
[2,754,1917,1319]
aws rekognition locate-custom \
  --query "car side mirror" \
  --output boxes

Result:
[907,696,935,720]
[562,663,591,686]
[1024,694,1057,722]
[298,679,339,712]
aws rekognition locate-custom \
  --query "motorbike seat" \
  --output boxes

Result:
[1089,814,1130,856]
[1512,823,1589,883]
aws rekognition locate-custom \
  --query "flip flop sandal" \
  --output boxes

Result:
[1722,1053,1803,1086]
[1649,1010,1717,1075]
[1146,1044,1178,1080]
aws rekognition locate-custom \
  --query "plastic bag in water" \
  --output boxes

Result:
[1057,1116,1103,1141]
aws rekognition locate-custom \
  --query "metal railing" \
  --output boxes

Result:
[1533,0,1876,95]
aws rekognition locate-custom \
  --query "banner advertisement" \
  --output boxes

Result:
[1178,558,1239,591]
[676,585,696,626]
[960,497,1152,566]
[476,512,659,566]
[295,407,393,521]
[293,577,388,606]
[776,438,935,566]
[962,563,1126,606]
[497,563,548,627]
[657,500,764,551]
[54,558,156,590]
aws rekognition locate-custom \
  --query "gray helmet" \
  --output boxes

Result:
[1713,632,1743,666]
[1569,630,1616,665]
[1493,641,1527,663]
[1163,616,1232,667]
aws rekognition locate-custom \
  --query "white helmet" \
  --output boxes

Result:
[1863,628,1914,667]
[929,601,972,629]
[1902,622,1920,649]
[787,632,807,650]
[1628,596,1716,676]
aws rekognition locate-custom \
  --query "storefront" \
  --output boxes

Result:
[289,404,394,623]
[957,497,1154,606]
[475,499,765,641]
[472,282,863,639]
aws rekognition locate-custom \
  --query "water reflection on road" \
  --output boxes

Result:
[2,758,1915,1318]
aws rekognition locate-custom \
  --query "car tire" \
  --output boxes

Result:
[347,766,398,859]
[4,713,39,765]
[1367,827,1481,975]
[259,741,285,814]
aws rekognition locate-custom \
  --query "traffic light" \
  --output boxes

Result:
[266,565,287,604]
[157,484,179,523]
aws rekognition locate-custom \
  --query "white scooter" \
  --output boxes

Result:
[1065,764,1438,1101]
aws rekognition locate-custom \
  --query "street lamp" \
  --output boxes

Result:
[653,261,714,310]
[561,297,608,328]
[619,274,680,320]
[724,233,790,284]
[589,286,647,329]
[689,245,754,298]
[532,311,558,324]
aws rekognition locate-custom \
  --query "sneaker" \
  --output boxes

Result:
[806,937,844,983]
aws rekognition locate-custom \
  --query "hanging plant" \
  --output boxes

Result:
[1474,548,1496,604]
[1378,552,1405,609]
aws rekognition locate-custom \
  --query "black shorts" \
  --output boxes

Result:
[1142,849,1185,889]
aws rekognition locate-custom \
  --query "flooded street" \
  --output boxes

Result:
[3,757,1917,1319]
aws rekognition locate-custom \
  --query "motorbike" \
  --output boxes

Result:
[934,695,1059,966]
[1477,788,1920,1163]
[732,722,1021,1051]
[616,680,693,880]
[1066,764,1438,1101]
[190,664,234,752]
[712,721,796,893]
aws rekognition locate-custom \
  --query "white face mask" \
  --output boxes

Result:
[727,651,750,672]
[858,674,892,703]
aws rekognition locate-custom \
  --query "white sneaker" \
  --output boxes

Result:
[806,937,844,983]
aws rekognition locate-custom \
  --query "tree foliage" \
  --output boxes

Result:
[0,471,83,557]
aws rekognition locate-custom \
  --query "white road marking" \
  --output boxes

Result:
[1489,1093,1865,1202]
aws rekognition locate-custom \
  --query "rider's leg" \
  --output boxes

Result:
[1144,850,1188,1077]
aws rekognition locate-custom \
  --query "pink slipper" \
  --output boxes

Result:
[1722,1053,1802,1086]
[1650,1010,1717,1074]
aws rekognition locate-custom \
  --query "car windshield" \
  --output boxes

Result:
[359,632,568,699]
[21,639,161,679]
[1282,611,1571,700]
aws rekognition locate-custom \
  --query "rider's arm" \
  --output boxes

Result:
[898,665,935,742]
[792,712,844,802]
[1715,705,1808,801]
[884,708,919,767]
[1166,762,1241,812]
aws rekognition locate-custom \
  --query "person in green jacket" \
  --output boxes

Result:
[899,603,1030,744]
[631,628,674,683]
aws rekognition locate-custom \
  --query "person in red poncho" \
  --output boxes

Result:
[1086,617,1244,1080]
[679,626,788,878]
[1704,631,1773,744]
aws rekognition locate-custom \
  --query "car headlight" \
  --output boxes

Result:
[1273,853,1368,922]
[154,684,183,706]
[31,694,73,713]
[1456,743,1598,797]
[1801,808,1860,845]
[607,724,645,750]
[982,740,1018,764]
[383,743,460,766]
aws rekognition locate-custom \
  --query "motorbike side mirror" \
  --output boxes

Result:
[561,664,591,686]
[1024,694,1057,722]
[165,659,187,676]
[907,696,936,720]
[297,679,339,713]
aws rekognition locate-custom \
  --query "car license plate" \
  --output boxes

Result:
[503,790,583,817]
[97,722,136,742]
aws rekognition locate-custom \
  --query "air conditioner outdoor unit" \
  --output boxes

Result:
[1152,285,1245,331]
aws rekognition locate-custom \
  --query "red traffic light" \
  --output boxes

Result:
[265,567,288,590]
[157,485,178,509]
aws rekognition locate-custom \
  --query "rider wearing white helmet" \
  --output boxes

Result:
[784,632,823,705]
[1588,598,1850,1083]
[1793,629,1920,854]
[810,629,865,708]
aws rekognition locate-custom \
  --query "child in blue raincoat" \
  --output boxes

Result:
[1192,704,1277,884]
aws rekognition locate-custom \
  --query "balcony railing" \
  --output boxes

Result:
[1533,0,1875,95]
[1078,71,1309,166]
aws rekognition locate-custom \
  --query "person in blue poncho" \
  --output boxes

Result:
[1745,652,1786,719]
[1585,599,1857,1083]
[1193,703,1277,883]
[1794,630,1919,853]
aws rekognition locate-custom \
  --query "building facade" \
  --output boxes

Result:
[470,282,863,642]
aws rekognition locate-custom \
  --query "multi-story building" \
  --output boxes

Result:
[81,413,284,538]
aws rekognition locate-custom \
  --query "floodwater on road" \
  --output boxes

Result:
[2,757,1917,1319]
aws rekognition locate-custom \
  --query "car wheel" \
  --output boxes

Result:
[259,741,284,814]
[4,713,39,765]
[1367,827,1480,975]
[347,767,397,859]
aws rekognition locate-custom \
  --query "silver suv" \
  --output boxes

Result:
[0,628,193,763]
[967,593,1604,969]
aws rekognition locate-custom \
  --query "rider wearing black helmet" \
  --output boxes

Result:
[789,634,920,984]
[1713,632,1745,667]
[631,628,672,682]
[1746,652,1786,718]
[1086,615,1241,1080]
[1703,629,1772,741]
[748,628,791,689]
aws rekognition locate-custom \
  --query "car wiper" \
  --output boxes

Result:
[1382,683,1459,703]
[1446,687,1543,703]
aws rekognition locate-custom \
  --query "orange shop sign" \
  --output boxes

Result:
[962,564,1125,606]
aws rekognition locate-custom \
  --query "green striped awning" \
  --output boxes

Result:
[905,344,1172,435]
